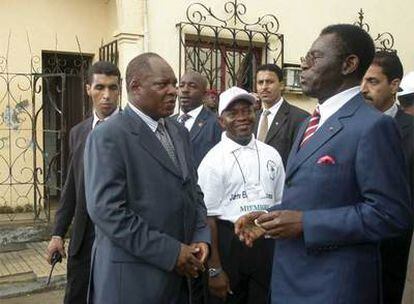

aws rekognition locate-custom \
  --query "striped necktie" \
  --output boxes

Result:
[300,106,320,147]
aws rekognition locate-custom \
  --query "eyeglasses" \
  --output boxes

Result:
[300,52,349,67]
[300,53,323,67]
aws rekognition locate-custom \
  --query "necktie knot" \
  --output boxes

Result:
[300,106,321,147]
[262,109,271,117]
[178,113,191,125]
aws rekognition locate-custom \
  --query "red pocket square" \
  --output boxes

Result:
[317,155,336,165]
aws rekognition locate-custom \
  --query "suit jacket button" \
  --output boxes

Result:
[285,180,292,188]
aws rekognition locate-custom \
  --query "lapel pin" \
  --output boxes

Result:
[329,126,334,131]
[198,122,204,127]
[275,122,279,126]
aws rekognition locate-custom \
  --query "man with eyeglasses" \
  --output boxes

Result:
[198,86,285,303]
[235,24,412,304]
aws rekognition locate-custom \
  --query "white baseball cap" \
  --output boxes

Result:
[218,86,256,115]
[398,71,414,97]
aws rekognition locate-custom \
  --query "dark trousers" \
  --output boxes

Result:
[64,231,94,304]
[209,220,274,304]
[381,231,413,304]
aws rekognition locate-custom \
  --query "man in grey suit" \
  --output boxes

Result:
[84,53,210,304]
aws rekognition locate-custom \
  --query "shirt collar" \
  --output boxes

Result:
[128,102,159,132]
[383,102,398,118]
[92,108,119,129]
[180,104,203,119]
[263,97,283,115]
[318,86,360,125]
[221,132,257,153]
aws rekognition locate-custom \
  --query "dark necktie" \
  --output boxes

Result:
[155,119,180,168]
[300,106,320,147]
[178,113,191,125]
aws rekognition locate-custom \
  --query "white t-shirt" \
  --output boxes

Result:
[198,133,285,223]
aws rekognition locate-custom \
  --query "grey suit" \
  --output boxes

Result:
[84,105,210,304]
[254,100,309,167]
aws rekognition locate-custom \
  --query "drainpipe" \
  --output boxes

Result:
[143,0,149,52]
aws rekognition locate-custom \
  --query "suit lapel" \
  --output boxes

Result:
[124,106,182,178]
[189,107,208,141]
[286,94,363,180]
[395,108,413,139]
[265,101,289,143]
[166,119,189,180]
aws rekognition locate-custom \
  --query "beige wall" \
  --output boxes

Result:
[0,0,115,73]
[147,0,414,75]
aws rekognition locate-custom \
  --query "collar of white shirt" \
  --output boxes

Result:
[258,97,284,131]
[383,102,398,118]
[262,96,284,115]
[179,104,203,120]
[92,108,119,129]
[221,132,257,154]
[317,86,360,129]
[128,102,159,132]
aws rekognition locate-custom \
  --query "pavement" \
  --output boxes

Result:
[0,240,67,299]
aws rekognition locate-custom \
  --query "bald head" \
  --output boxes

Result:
[126,52,163,92]
[179,70,208,113]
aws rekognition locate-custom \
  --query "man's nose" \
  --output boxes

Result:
[360,81,368,94]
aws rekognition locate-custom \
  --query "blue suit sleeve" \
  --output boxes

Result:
[303,115,413,248]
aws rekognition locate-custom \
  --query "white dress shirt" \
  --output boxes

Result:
[383,102,398,118]
[317,86,360,129]
[257,97,284,132]
[198,133,285,223]
[128,102,159,132]
[92,108,119,129]
[178,105,203,131]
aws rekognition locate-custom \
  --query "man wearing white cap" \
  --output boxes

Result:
[399,71,414,116]
[197,86,285,303]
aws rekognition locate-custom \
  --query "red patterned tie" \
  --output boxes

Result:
[300,106,320,147]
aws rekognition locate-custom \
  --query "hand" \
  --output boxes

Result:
[175,244,204,278]
[190,242,209,265]
[234,211,267,247]
[208,271,232,300]
[46,237,66,264]
[257,210,303,239]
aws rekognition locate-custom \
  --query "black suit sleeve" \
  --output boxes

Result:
[52,128,77,237]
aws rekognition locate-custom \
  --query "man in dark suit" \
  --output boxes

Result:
[235,24,413,304]
[361,50,414,304]
[46,61,121,304]
[254,64,309,167]
[84,53,210,304]
[176,71,222,168]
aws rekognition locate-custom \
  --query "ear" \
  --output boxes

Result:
[129,78,141,94]
[342,54,359,76]
[390,78,401,95]
[86,84,92,97]
[218,116,227,130]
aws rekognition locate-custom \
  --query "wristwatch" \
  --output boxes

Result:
[208,267,223,278]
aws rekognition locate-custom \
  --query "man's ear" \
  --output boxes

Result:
[342,54,359,76]
[86,84,91,97]
[218,116,227,130]
[390,78,401,95]
[129,78,141,94]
